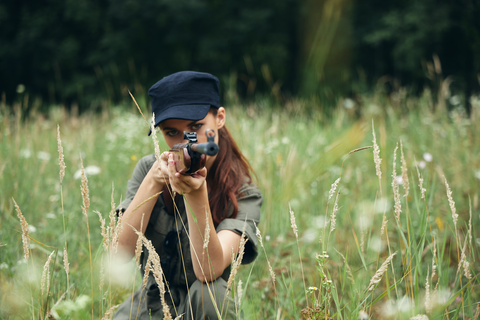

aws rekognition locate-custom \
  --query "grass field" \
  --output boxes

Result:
[1,92,480,319]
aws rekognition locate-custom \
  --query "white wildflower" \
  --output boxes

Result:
[19,149,32,159]
[74,165,101,180]
[36,151,51,161]
[410,315,429,320]
[358,310,369,319]
[423,153,433,162]
[344,98,355,109]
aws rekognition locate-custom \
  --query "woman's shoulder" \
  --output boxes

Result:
[237,178,262,199]
[128,154,156,181]
[135,154,157,170]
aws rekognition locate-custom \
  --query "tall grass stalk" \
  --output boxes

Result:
[289,205,308,308]
[80,158,95,319]
[57,125,69,298]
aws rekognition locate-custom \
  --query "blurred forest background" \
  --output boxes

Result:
[1,0,479,113]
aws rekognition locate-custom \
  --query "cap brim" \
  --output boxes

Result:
[148,104,211,136]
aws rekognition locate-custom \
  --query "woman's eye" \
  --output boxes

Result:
[191,123,202,130]
[166,130,178,137]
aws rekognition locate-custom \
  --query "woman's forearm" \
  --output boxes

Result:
[184,183,227,282]
[117,173,163,259]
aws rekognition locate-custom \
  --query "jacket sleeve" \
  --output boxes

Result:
[215,183,263,265]
[116,154,156,214]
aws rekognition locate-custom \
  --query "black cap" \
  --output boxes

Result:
[148,71,220,135]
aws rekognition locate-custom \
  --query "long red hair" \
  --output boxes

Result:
[207,110,254,226]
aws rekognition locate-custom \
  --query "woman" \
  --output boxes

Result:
[114,71,263,320]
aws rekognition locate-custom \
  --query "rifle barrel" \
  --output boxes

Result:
[191,142,219,156]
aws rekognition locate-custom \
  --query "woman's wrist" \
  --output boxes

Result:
[184,180,208,198]
[146,170,166,192]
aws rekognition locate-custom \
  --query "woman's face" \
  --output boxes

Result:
[158,107,225,170]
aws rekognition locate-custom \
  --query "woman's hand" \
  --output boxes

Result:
[147,152,171,187]
[167,153,207,195]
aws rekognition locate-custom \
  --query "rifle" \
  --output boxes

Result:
[170,129,219,175]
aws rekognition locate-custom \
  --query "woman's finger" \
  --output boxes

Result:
[160,151,170,161]
[167,154,177,174]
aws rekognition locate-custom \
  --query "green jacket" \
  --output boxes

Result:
[116,154,262,311]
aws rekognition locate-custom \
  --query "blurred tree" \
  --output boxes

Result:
[297,0,353,102]
[352,0,480,113]
[0,0,297,110]
[1,0,479,111]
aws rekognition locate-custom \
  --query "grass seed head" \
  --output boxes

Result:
[443,175,458,229]
[203,211,210,250]
[425,268,431,314]
[111,212,124,253]
[254,222,264,248]
[109,184,116,234]
[80,158,90,217]
[391,144,401,222]
[135,214,145,266]
[151,112,161,163]
[473,304,480,320]
[469,199,473,247]
[328,178,341,203]
[380,212,388,236]
[101,304,120,320]
[13,198,29,260]
[400,140,409,198]
[458,238,472,280]
[235,280,243,314]
[415,160,426,200]
[142,259,152,289]
[134,228,173,319]
[372,121,382,180]
[227,231,248,290]
[63,247,69,276]
[254,222,276,284]
[57,125,66,183]
[330,192,340,232]
[289,204,298,239]
[96,210,109,252]
[41,251,55,296]
[368,252,396,291]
